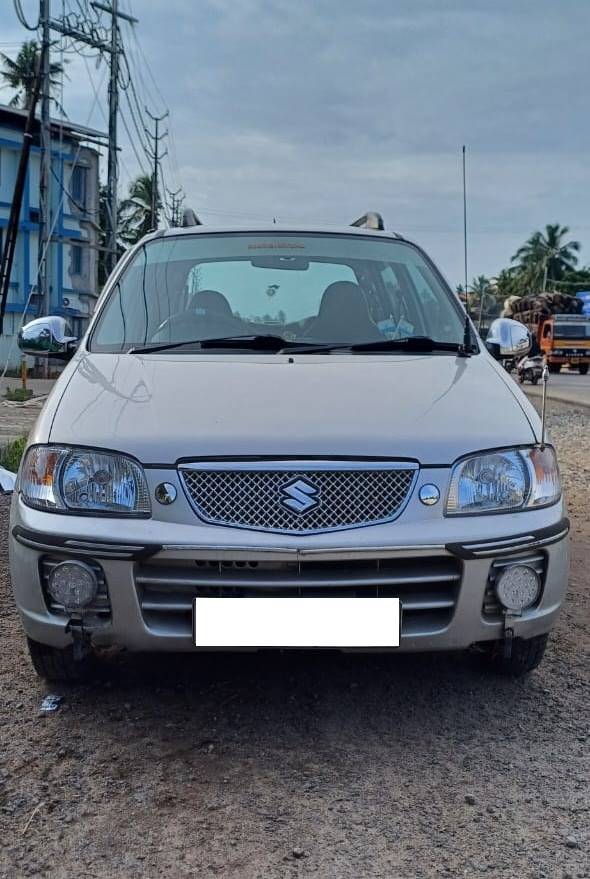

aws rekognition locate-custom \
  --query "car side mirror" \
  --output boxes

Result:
[485,318,531,360]
[18,316,78,359]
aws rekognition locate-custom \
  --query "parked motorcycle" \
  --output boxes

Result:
[517,354,544,385]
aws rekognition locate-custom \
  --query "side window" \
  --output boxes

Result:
[71,243,83,275]
[71,166,87,208]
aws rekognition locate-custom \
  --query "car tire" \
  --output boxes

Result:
[578,364,588,375]
[518,372,525,383]
[26,636,94,683]
[531,376,539,385]
[483,633,548,676]
[548,363,561,374]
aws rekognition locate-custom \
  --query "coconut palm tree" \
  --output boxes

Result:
[512,224,580,291]
[0,40,67,113]
[118,174,161,245]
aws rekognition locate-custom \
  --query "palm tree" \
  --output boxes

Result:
[469,275,495,325]
[0,40,67,113]
[512,224,580,291]
[118,174,161,245]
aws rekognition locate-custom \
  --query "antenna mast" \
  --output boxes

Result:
[459,145,471,355]
[462,145,468,304]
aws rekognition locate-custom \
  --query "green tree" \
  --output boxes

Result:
[0,40,67,112]
[512,224,580,291]
[118,174,161,245]
[553,267,590,297]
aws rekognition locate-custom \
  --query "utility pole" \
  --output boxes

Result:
[145,108,168,229]
[106,0,119,276]
[91,1,138,274]
[39,0,52,319]
[47,2,138,279]
[166,187,184,227]
[0,59,43,335]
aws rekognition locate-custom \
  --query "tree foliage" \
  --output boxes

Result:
[0,40,67,113]
[511,224,580,288]
[118,174,161,246]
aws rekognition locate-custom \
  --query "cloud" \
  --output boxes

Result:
[1,0,589,282]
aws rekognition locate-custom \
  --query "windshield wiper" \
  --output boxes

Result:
[130,334,475,356]
[282,336,472,355]
[129,334,313,355]
[350,336,470,353]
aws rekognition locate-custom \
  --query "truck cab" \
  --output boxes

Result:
[539,314,590,374]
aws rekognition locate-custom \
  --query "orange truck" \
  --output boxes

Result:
[516,311,590,374]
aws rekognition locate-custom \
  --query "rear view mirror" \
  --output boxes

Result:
[250,257,309,270]
[485,318,531,359]
[18,316,78,359]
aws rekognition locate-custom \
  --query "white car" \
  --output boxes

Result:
[9,213,569,681]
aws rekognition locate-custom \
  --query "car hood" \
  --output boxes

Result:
[49,351,538,465]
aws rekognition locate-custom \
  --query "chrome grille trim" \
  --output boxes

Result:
[179,460,418,534]
[136,555,460,637]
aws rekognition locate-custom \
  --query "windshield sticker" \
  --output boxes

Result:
[248,242,305,250]
[378,317,415,339]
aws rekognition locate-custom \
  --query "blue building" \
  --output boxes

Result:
[0,103,104,369]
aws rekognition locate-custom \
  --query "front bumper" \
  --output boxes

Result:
[9,487,570,653]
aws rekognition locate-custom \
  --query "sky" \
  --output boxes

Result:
[1,0,589,287]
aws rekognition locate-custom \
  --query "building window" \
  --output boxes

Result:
[71,243,83,275]
[71,165,87,209]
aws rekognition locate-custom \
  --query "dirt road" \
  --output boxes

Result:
[1,401,588,879]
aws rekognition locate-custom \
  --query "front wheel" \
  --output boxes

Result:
[518,372,525,383]
[26,636,95,683]
[481,633,548,676]
[578,364,589,375]
[531,375,539,385]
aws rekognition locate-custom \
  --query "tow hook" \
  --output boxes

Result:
[503,625,514,659]
[502,613,519,659]
[65,617,92,661]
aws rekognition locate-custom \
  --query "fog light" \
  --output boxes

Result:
[495,564,540,612]
[47,561,98,612]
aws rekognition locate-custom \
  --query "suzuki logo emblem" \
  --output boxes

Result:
[279,478,320,514]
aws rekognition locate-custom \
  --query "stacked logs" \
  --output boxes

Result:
[504,292,583,320]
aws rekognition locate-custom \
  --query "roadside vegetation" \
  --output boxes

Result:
[0,436,27,472]
[457,224,590,322]
[4,387,33,402]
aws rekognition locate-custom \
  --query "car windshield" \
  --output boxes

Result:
[554,322,590,340]
[90,232,468,353]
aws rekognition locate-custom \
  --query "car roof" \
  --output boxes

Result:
[150,223,406,242]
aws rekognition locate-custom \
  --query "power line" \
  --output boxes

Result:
[121,7,181,188]
[13,0,39,30]
[118,96,151,176]
[144,106,168,229]
[1,52,107,379]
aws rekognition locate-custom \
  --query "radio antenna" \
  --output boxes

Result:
[459,145,472,356]
[540,363,549,449]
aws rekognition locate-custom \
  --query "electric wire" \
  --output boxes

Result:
[13,0,39,30]
[0,61,107,381]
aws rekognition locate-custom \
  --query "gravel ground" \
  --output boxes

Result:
[0,401,588,879]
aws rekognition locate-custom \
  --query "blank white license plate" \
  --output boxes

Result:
[193,597,401,648]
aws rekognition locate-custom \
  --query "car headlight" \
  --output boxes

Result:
[20,446,151,516]
[446,446,560,515]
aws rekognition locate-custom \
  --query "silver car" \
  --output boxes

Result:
[9,214,569,681]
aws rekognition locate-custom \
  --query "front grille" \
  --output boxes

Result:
[483,552,546,617]
[40,556,111,619]
[136,555,461,638]
[179,463,418,533]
